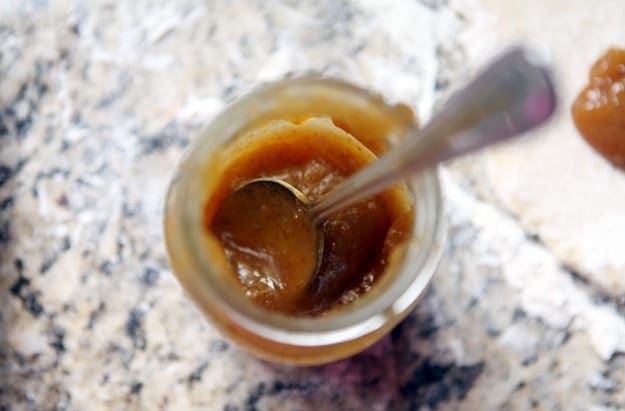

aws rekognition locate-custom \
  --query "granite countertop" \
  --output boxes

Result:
[1,1,624,410]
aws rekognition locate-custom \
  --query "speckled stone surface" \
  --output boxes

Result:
[1,1,624,410]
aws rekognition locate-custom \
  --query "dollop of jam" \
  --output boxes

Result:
[572,48,625,168]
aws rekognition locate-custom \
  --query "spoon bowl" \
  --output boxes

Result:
[211,178,321,303]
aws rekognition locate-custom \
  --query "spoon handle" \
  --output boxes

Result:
[312,46,557,221]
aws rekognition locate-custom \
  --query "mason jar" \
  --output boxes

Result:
[164,77,444,365]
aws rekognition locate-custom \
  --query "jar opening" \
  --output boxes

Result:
[167,77,444,347]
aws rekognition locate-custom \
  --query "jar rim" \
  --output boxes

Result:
[171,77,445,347]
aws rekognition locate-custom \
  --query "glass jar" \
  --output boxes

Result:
[164,78,444,365]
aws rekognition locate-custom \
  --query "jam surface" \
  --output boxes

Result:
[572,48,625,168]
[205,118,412,315]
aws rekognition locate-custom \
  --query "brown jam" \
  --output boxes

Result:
[204,117,413,316]
[572,48,625,168]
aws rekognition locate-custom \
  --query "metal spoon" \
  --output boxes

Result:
[219,46,557,291]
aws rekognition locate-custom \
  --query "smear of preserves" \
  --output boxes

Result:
[572,48,625,168]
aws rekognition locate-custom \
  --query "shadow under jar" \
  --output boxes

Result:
[164,78,445,365]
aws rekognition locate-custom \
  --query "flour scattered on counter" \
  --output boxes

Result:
[443,169,625,361]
